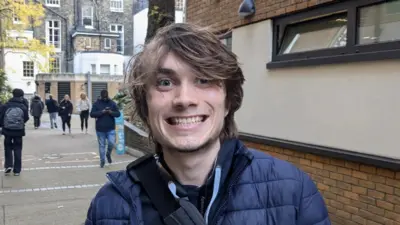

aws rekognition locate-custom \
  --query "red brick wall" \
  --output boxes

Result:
[244,142,400,225]
[186,0,335,31]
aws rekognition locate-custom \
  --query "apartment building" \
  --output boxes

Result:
[34,0,134,74]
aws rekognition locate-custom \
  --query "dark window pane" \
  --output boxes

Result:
[279,13,347,54]
[358,0,400,45]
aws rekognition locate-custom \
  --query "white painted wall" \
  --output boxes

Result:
[133,9,184,55]
[4,30,46,95]
[232,20,400,159]
[73,52,125,75]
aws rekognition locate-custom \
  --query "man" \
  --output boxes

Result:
[45,94,59,129]
[0,89,29,176]
[85,24,330,224]
[30,95,44,129]
[90,90,120,168]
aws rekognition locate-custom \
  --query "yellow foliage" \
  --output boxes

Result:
[0,0,55,72]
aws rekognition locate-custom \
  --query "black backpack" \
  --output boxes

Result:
[3,106,24,130]
[127,154,207,225]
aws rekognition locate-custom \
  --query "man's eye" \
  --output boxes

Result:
[196,78,210,84]
[156,79,172,86]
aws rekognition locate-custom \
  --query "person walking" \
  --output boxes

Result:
[77,93,91,134]
[90,90,120,168]
[58,94,73,135]
[45,94,59,129]
[30,95,44,129]
[0,89,29,176]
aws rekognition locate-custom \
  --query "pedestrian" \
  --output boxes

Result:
[89,90,120,168]
[58,94,73,135]
[77,93,91,134]
[45,94,59,129]
[30,95,44,129]
[85,23,330,225]
[0,88,29,176]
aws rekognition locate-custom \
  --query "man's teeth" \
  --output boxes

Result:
[171,116,203,125]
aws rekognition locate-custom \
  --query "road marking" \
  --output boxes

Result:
[0,160,132,172]
[0,183,103,194]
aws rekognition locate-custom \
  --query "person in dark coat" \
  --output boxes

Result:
[30,95,44,129]
[0,88,29,176]
[84,24,330,225]
[90,90,120,168]
[45,94,59,129]
[58,94,73,135]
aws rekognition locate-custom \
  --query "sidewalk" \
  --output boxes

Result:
[0,113,136,225]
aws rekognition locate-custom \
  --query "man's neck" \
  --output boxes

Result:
[162,140,221,187]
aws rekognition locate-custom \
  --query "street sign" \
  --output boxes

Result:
[115,110,125,155]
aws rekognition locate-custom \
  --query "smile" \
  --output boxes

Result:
[166,116,208,125]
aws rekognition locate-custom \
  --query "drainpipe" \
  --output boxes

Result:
[86,72,92,101]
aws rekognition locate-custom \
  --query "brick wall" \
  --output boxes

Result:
[244,141,400,225]
[186,0,334,31]
[73,36,118,52]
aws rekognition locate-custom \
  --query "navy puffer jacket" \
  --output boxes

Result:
[85,139,330,225]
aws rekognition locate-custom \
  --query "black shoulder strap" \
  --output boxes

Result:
[127,154,207,225]
[127,154,180,218]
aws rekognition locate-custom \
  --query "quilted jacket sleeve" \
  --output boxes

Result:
[297,172,331,225]
[85,198,96,225]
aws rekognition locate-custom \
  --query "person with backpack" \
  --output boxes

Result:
[58,94,73,135]
[84,24,330,225]
[45,94,59,129]
[30,95,44,129]
[77,92,91,134]
[0,88,29,176]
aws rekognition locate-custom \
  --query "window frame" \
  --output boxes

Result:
[45,0,60,7]
[49,57,60,73]
[110,0,123,12]
[110,24,124,54]
[82,6,94,28]
[267,0,400,69]
[104,38,111,49]
[23,61,34,77]
[46,20,62,51]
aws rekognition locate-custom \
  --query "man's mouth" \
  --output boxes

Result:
[166,116,208,125]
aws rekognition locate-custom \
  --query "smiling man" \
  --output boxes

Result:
[84,23,330,225]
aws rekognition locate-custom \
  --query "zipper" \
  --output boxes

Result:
[200,196,206,215]
[209,158,251,225]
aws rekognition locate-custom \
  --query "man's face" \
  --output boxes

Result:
[146,53,228,152]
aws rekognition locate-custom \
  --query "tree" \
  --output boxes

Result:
[145,0,175,43]
[0,0,54,72]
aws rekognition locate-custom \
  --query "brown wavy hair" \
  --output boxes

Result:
[127,23,245,149]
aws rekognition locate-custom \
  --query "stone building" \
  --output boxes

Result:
[186,0,400,224]
[31,0,133,103]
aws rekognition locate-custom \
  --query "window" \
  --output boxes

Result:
[23,61,34,77]
[82,6,93,28]
[85,38,91,48]
[49,57,60,73]
[104,38,111,49]
[114,65,117,74]
[45,0,60,7]
[110,0,123,12]
[100,64,110,75]
[176,0,184,11]
[91,64,96,74]
[46,20,61,49]
[110,24,124,53]
[220,32,232,51]
[268,0,400,69]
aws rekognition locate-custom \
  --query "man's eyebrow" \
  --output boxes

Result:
[157,67,176,75]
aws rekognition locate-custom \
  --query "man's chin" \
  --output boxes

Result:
[164,138,213,153]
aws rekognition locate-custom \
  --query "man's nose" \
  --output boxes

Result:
[172,83,198,109]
